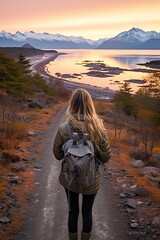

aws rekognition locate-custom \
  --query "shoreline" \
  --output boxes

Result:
[31,51,160,99]
[31,53,116,100]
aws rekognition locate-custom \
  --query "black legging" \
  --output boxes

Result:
[65,189,97,233]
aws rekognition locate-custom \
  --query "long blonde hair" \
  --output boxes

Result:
[67,88,107,151]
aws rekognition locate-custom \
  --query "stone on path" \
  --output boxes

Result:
[141,166,160,177]
[152,215,160,226]
[132,160,145,168]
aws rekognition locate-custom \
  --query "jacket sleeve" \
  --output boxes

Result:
[96,135,111,164]
[53,128,64,160]
[53,123,70,160]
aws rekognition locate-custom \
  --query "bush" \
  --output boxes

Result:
[0,96,27,152]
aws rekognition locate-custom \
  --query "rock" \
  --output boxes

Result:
[0,216,11,224]
[20,148,27,153]
[132,160,145,168]
[8,177,23,188]
[28,99,44,108]
[122,184,137,197]
[134,187,149,197]
[16,146,27,152]
[152,216,160,226]
[146,199,153,206]
[128,139,140,146]
[2,152,21,163]
[28,131,36,136]
[10,163,25,172]
[141,166,160,177]
[34,165,42,171]
[153,153,160,161]
[131,150,150,161]
[126,199,138,209]
[120,193,126,198]
[130,222,139,228]
[130,219,139,228]
[126,208,136,214]
[22,157,30,162]
[153,153,160,167]
[137,201,143,206]
[148,176,160,185]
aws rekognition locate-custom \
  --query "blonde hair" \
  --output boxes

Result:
[67,88,107,151]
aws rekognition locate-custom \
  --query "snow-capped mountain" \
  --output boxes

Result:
[113,27,160,43]
[0,30,103,49]
[97,28,160,49]
[0,28,160,49]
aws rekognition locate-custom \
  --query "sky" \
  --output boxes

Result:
[1,0,160,40]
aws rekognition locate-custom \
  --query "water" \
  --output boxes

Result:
[46,49,160,92]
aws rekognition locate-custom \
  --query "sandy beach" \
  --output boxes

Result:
[31,53,116,100]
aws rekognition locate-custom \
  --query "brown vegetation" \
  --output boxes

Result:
[95,100,160,203]
[0,100,67,240]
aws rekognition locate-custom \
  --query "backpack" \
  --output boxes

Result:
[61,124,96,193]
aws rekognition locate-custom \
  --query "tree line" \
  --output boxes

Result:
[0,52,70,153]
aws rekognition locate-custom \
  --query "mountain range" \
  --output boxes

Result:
[0,28,160,49]
[98,28,160,49]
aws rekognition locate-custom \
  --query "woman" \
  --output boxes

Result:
[53,89,111,240]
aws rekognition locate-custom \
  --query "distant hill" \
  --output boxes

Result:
[0,46,57,59]
[21,43,34,48]
[0,28,160,49]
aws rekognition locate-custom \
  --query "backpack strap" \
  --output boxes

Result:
[73,132,79,144]
[66,123,79,144]
[83,133,89,143]
[66,122,73,139]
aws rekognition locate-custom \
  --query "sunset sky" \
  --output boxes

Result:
[1,0,160,40]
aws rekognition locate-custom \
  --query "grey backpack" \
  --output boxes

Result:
[61,126,96,193]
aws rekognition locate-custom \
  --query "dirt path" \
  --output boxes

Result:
[14,109,130,240]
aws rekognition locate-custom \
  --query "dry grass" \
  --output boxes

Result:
[153,147,160,153]
[103,106,160,203]
[94,99,112,114]
[8,168,36,238]
[0,167,36,240]
[0,119,27,152]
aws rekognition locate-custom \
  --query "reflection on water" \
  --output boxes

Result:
[46,49,160,92]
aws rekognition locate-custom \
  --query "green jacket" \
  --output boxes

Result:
[53,122,111,194]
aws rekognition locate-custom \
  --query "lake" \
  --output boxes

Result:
[46,49,160,92]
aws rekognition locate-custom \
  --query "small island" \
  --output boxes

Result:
[138,60,160,69]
